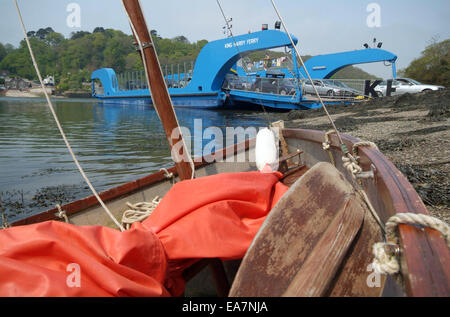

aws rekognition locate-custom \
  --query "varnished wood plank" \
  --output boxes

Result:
[229,162,360,297]
[282,195,365,296]
[281,166,308,187]
[399,225,450,297]
[328,207,387,297]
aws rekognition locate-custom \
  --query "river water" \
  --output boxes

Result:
[0,97,273,225]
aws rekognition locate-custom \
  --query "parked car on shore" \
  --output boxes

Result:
[302,79,343,97]
[323,79,363,97]
[375,78,445,97]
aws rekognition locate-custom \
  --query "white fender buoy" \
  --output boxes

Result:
[255,128,278,172]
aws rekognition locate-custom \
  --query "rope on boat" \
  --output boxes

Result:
[160,168,174,179]
[322,133,387,237]
[270,1,344,145]
[121,197,161,230]
[352,141,378,160]
[343,141,377,180]
[269,0,449,281]
[121,0,195,180]
[372,213,450,275]
[322,130,336,166]
[55,204,69,224]
[14,0,125,232]
[321,132,449,276]
[342,156,363,179]
[269,0,388,241]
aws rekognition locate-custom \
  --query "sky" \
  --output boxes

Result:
[0,0,449,78]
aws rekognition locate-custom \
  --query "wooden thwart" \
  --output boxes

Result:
[229,162,370,297]
[282,195,365,296]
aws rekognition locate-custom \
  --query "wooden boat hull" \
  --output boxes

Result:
[8,129,449,297]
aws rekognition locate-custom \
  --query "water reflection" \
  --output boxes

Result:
[0,97,271,223]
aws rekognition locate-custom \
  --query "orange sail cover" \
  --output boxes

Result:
[0,171,287,296]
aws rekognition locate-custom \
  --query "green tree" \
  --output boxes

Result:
[0,43,6,63]
[0,27,211,90]
[403,39,450,87]
[45,32,65,47]
[0,38,55,79]
[93,27,105,33]
[70,31,91,40]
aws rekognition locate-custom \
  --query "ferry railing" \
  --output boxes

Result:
[117,60,195,92]
[328,79,367,94]
[162,60,195,89]
[117,70,148,91]
[222,75,368,102]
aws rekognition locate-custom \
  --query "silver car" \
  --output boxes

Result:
[302,79,343,97]
[323,79,364,97]
[375,78,445,97]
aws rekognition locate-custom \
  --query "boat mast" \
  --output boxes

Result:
[122,0,194,180]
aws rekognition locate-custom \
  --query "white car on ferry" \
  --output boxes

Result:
[375,78,445,97]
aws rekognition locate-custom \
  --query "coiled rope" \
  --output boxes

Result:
[121,197,161,230]
[14,0,125,231]
[372,213,449,274]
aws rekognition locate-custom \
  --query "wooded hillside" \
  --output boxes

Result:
[0,27,391,91]
[0,28,208,91]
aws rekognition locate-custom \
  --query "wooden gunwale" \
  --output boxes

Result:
[283,128,450,297]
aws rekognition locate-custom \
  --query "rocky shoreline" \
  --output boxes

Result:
[284,89,449,222]
[2,89,92,98]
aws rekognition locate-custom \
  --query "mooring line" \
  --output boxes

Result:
[14,0,125,231]
[270,0,347,148]
[216,0,273,126]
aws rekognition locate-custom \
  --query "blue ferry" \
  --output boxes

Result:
[92,29,298,108]
[91,27,398,110]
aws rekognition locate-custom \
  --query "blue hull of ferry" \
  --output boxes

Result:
[95,92,226,109]
[225,90,305,110]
